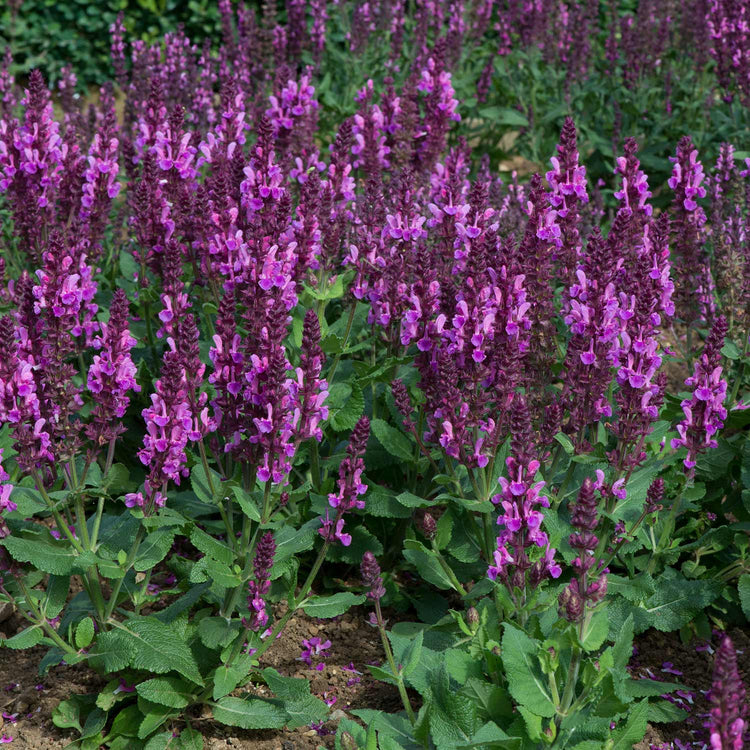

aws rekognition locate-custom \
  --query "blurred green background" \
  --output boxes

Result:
[0,0,223,86]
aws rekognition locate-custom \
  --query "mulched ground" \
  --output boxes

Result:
[1,600,747,749]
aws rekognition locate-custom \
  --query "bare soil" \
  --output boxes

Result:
[1,602,747,749]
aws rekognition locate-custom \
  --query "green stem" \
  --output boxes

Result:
[75,495,91,550]
[16,577,77,655]
[31,470,85,555]
[104,525,146,621]
[431,540,468,597]
[229,535,335,667]
[375,598,417,725]
[104,438,117,476]
[90,496,106,548]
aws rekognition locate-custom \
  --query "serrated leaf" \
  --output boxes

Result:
[329,382,364,431]
[136,677,194,709]
[190,526,233,566]
[403,540,453,590]
[4,624,43,649]
[428,662,481,748]
[1,535,75,575]
[212,696,287,729]
[261,668,327,728]
[581,608,609,651]
[138,697,178,739]
[501,624,556,717]
[610,699,648,749]
[302,592,365,618]
[75,617,95,649]
[134,529,175,572]
[107,617,204,685]
[175,725,204,750]
[198,617,241,649]
[371,418,413,461]
[231,486,261,522]
[212,654,254,701]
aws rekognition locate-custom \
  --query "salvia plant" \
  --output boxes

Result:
[0,1,748,749]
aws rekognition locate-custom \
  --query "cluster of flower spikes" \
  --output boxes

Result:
[668,135,715,326]
[0,311,52,474]
[559,477,608,622]
[489,396,561,591]
[709,142,750,338]
[244,532,276,633]
[707,0,750,106]
[0,69,65,261]
[708,635,747,750]
[319,416,370,547]
[562,225,621,443]
[608,138,674,473]
[671,315,729,475]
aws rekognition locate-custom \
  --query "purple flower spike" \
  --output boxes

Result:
[671,316,729,475]
[559,477,608,623]
[244,532,276,632]
[709,636,747,750]
[360,551,385,601]
[319,416,370,547]
[86,289,140,449]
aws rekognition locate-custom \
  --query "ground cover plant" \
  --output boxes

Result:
[0,1,748,748]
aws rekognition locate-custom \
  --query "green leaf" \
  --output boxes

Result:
[144,733,172,750]
[212,697,287,729]
[191,463,222,504]
[477,105,529,127]
[175,725,204,750]
[648,699,689,723]
[739,574,750,620]
[190,526,233,566]
[581,608,609,652]
[138,697,178,739]
[501,624,556,717]
[198,617,241,649]
[52,698,83,731]
[189,556,241,588]
[610,700,648,749]
[1,535,75,575]
[403,541,453,590]
[212,654,254,701]
[45,574,71,618]
[136,676,194,709]
[395,491,432,508]
[230,486,261,522]
[105,617,204,685]
[134,529,176,572]
[371,418,413,461]
[302,592,365,618]
[261,668,328,728]
[75,617,95,649]
[3,624,43,649]
[329,382,364,431]
[401,631,424,679]
[428,662,481,749]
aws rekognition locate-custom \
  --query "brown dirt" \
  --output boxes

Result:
[632,626,750,749]
[2,596,748,749]
[0,604,405,750]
